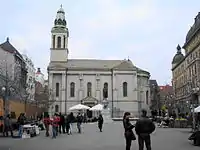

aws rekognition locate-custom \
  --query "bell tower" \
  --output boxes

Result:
[50,5,69,62]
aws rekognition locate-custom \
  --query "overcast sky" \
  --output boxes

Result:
[0,0,199,85]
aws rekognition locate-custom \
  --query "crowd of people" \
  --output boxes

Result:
[42,112,104,139]
[1,111,104,138]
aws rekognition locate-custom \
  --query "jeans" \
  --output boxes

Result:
[45,124,49,137]
[68,123,72,134]
[138,134,151,150]
[77,122,81,133]
[18,125,23,137]
[3,125,13,137]
[59,124,65,133]
[125,138,132,150]
[52,126,57,138]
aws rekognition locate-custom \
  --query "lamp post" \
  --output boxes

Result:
[191,87,199,132]
[1,86,8,117]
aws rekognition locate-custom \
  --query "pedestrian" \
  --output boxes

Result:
[64,114,69,134]
[51,113,58,139]
[59,113,65,134]
[55,113,60,136]
[76,112,83,133]
[68,112,74,134]
[17,113,26,138]
[43,115,50,137]
[135,109,155,150]
[98,114,103,132]
[123,112,136,150]
[3,114,13,137]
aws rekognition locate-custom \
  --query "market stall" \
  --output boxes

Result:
[22,124,40,138]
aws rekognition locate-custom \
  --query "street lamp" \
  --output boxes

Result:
[191,87,199,132]
[1,86,8,117]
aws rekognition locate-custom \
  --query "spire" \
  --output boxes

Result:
[176,44,181,53]
[6,37,9,42]
[37,68,41,73]
[54,5,66,27]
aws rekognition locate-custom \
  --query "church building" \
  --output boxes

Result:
[48,6,151,117]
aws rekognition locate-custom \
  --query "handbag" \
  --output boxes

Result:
[125,130,136,141]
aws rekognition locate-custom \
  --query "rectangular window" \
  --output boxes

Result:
[53,35,56,48]
[194,64,197,74]
[56,83,59,97]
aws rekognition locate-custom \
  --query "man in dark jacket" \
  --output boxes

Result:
[135,109,155,150]
[3,114,13,137]
[98,114,104,132]
[59,113,65,134]
[76,113,83,133]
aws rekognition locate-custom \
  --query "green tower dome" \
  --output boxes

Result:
[172,44,184,64]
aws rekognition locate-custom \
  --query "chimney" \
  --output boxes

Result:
[37,68,41,73]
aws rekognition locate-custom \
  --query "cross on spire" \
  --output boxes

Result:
[60,4,62,8]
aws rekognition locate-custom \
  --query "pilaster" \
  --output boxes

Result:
[95,75,101,101]
[62,35,65,48]
[61,73,66,113]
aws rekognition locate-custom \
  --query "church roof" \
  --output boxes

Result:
[112,59,136,71]
[49,59,138,71]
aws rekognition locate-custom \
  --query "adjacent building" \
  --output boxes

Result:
[48,6,151,117]
[159,85,173,105]
[0,37,27,99]
[159,85,173,114]
[35,68,45,85]
[172,12,200,113]
[149,80,160,110]
[22,54,36,101]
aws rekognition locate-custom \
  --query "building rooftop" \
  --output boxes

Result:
[49,59,149,75]
[0,37,23,60]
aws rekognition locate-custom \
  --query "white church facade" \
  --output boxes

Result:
[48,6,151,117]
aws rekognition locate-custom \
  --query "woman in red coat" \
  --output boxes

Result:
[51,114,59,139]
[43,115,50,137]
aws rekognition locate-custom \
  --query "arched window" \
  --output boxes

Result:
[146,91,149,105]
[56,83,59,97]
[87,82,92,96]
[70,82,75,97]
[103,82,108,98]
[123,82,128,97]
[57,36,61,48]
[55,105,59,112]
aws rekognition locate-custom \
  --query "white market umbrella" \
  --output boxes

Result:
[69,104,90,111]
[90,104,103,111]
[194,106,200,113]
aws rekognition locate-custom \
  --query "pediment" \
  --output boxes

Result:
[81,96,98,104]
[113,60,135,71]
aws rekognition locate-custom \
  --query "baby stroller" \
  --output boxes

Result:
[158,117,170,128]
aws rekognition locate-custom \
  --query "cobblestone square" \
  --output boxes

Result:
[0,122,199,150]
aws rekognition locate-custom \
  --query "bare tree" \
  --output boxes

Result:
[35,82,49,110]
[0,59,28,103]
